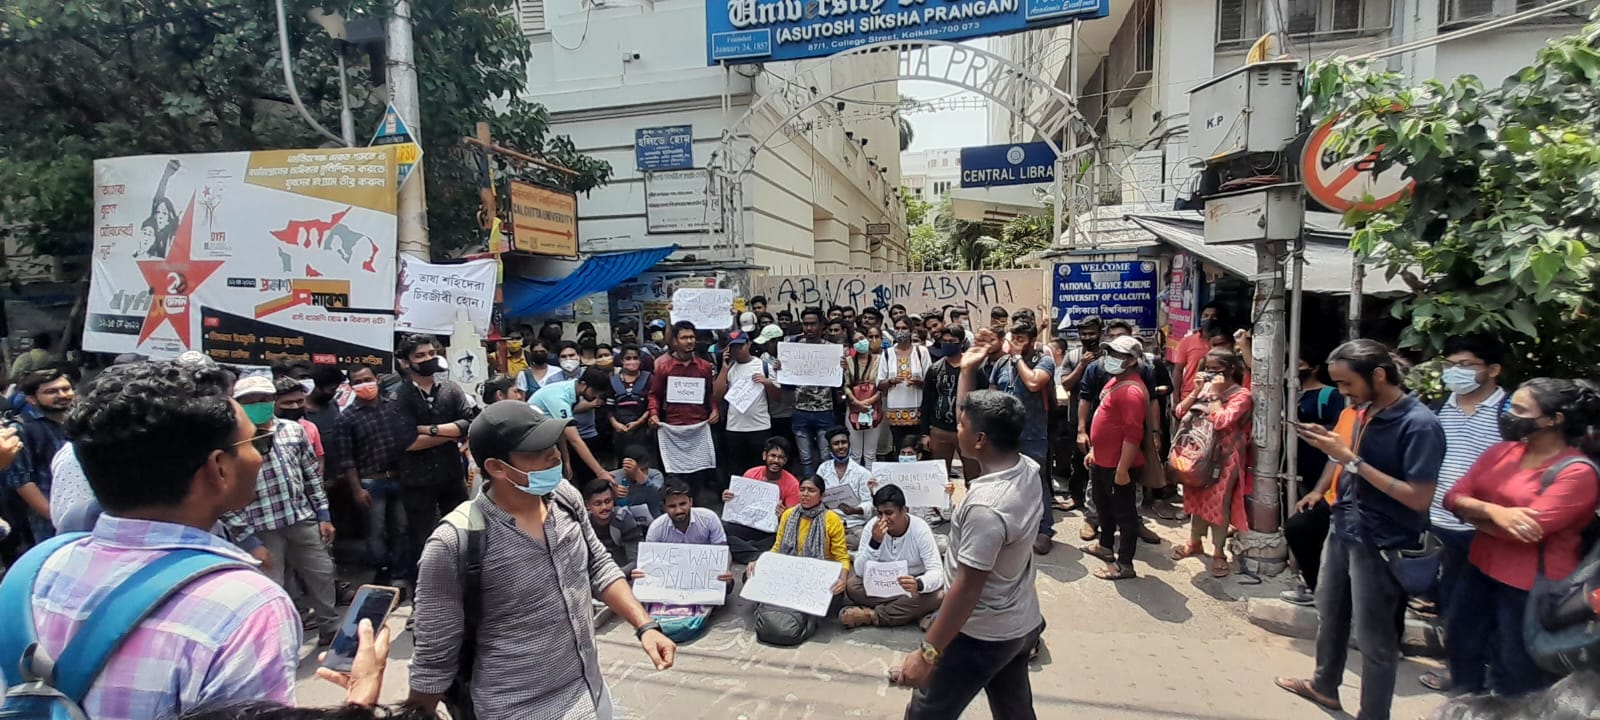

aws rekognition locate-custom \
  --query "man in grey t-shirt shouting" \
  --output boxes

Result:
[891,389,1045,719]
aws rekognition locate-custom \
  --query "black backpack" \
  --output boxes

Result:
[1523,456,1600,675]
[438,487,587,720]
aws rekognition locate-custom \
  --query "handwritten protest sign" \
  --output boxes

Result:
[821,482,860,511]
[724,378,763,414]
[864,560,910,598]
[776,342,843,387]
[665,376,706,405]
[395,255,497,335]
[633,542,730,606]
[670,288,733,330]
[872,460,950,509]
[741,552,843,616]
[722,477,780,532]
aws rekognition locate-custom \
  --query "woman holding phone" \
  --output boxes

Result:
[1168,348,1254,578]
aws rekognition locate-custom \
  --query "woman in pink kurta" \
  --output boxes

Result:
[1170,348,1253,578]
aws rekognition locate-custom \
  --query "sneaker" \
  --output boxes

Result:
[918,613,937,631]
[839,606,876,628]
[1280,587,1316,607]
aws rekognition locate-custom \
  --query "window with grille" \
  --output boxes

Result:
[1219,0,1390,44]
[1443,0,1595,25]
[1217,0,1253,43]
[516,0,546,35]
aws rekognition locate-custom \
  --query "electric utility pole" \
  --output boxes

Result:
[388,0,428,258]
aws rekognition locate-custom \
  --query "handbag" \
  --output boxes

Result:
[1522,456,1600,674]
[1379,532,1444,596]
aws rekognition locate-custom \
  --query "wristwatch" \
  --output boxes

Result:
[920,640,941,665]
[1342,457,1363,476]
[635,620,662,639]
[427,424,440,437]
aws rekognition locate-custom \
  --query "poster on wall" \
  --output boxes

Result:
[87,148,399,369]
[1162,253,1198,361]
[645,170,723,234]
[394,255,497,336]
[1051,261,1158,340]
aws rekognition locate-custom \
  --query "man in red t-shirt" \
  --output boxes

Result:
[1084,335,1148,580]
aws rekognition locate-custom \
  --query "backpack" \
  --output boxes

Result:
[1168,386,1244,489]
[0,533,250,720]
[439,488,587,720]
[1523,456,1600,675]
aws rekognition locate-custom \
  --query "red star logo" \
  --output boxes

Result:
[136,194,225,347]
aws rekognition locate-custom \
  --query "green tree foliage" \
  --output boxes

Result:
[930,194,991,271]
[1306,18,1600,377]
[900,187,930,226]
[897,94,916,151]
[993,203,1053,269]
[0,0,610,260]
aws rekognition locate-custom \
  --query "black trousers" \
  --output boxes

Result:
[723,429,769,480]
[1284,500,1332,590]
[904,622,1045,720]
[400,479,468,585]
[724,522,776,565]
[1091,465,1140,566]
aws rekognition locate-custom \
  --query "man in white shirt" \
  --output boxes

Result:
[714,331,778,480]
[840,484,945,628]
[817,426,875,549]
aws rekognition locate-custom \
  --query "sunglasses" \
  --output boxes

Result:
[231,429,276,456]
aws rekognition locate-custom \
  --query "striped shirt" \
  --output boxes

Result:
[410,484,625,720]
[221,419,329,551]
[1430,387,1507,532]
[30,515,300,720]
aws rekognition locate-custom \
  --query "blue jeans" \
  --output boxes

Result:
[1435,526,1475,616]
[1024,448,1054,538]
[1446,562,1556,697]
[791,410,835,479]
[361,478,407,579]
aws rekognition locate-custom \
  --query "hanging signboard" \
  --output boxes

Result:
[509,181,578,257]
[394,255,498,336]
[1051,261,1158,333]
[706,0,1108,65]
[636,125,694,171]
[86,148,400,370]
[369,103,421,187]
[645,169,723,234]
[960,142,1057,188]
[1301,115,1414,214]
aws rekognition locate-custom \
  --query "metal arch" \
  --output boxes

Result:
[711,39,1097,179]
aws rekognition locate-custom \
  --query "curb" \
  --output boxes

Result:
[1245,598,1445,658]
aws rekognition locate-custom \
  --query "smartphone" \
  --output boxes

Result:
[1286,419,1311,429]
[320,584,400,672]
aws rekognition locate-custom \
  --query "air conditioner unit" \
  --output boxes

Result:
[1203,183,1304,244]
[1187,60,1302,167]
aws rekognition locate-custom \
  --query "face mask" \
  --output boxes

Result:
[881,339,893,350]
[853,340,870,354]
[832,447,851,461]
[559,358,581,373]
[504,462,565,496]
[297,379,316,394]
[938,342,961,358]
[529,350,551,365]
[413,358,444,375]
[623,359,641,372]
[1103,356,1127,376]
[243,402,277,425]
[594,356,614,369]
[1499,412,1544,442]
[353,382,380,401]
[898,454,917,463]
[277,407,305,421]
[1441,366,1481,396]
[310,387,336,404]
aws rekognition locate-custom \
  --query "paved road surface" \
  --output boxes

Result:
[295,511,1447,719]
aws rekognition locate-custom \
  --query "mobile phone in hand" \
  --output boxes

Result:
[320,584,400,673]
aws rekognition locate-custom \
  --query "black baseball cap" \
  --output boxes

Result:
[469,400,571,463]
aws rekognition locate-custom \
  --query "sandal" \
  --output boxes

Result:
[1081,544,1115,562]
[1210,555,1231,578]
[1274,677,1342,712]
[1093,563,1137,581]
[1053,498,1077,513]
[1169,542,1204,561]
[1079,524,1098,541]
[1419,670,1453,692]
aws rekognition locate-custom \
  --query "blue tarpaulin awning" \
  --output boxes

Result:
[500,245,677,318]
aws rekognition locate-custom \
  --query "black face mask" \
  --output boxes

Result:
[1298,369,1314,382]
[528,350,550,366]
[413,358,444,376]
[277,407,306,421]
[1499,412,1544,442]
[309,387,336,405]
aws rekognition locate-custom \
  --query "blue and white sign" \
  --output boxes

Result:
[705,0,1108,65]
[636,126,694,171]
[1052,261,1158,332]
[960,141,1057,188]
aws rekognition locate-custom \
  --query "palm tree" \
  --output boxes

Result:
[898,95,916,151]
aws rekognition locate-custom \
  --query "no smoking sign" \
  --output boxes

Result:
[1300,116,1414,213]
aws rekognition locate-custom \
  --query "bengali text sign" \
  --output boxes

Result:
[864,560,910,598]
[741,552,843,616]
[670,288,733,330]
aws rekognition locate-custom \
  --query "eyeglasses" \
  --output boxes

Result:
[231,429,276,456]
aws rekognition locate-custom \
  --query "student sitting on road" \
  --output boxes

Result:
[815,426,874,549]
[745,474,851,647]
[722,437,801,564]
[611,444,665,518]
[840,485,945,629]
[585,480,647,574]
[632,481,735,643]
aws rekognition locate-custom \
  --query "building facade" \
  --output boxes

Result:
[515,0,909,276]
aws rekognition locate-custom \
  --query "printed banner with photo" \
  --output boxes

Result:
[395,255,497,336]
[86,149,399,370]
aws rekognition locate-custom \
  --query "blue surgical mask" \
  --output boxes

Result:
[504,462,565,496]
[1441,366,1481,396]
[853,340,871,354]
[1103,356,1127,376]
[898,454,917,463]
[832,447,851,461]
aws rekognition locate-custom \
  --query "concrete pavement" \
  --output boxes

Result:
[295,511,1450,719]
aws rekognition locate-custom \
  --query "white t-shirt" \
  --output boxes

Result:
[852,514,946,592]
[724,357,772,433]
[877,344,931,410]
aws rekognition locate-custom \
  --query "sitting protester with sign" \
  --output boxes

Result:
[745,475,850,647]
[631,481,735,643]
[840,485,946,629]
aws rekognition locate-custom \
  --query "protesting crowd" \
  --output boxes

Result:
[0,294,1597,720]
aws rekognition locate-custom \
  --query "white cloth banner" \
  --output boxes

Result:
[395,255,496,336]
[722,477,781,532]
[741,552,843,617]
[776,342,843,387]
[864,560,909,598]
[872,460,951,509]
[670,288,733,330]
[632,542,730,606]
